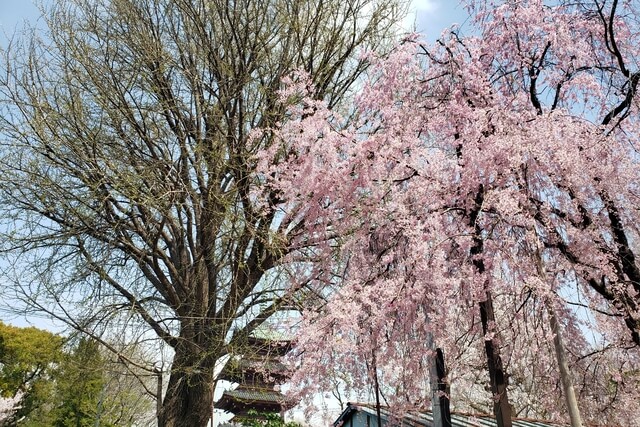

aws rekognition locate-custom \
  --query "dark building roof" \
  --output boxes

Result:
[216,387,297,414]
[218,356,288,383]
[221,388,289,404]
[334,403,572,427]
[242,336,293,356]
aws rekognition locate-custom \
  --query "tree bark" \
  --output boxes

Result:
[469,185,512,427]
[159,327,218,427]
[479,294,512,427]
[161,370,213,427]
[429,346,451,427]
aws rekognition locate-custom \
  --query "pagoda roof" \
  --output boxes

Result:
[241,336,292,356]
[215,387,297,414]
[218,356,288,383]
[222,388,286,403]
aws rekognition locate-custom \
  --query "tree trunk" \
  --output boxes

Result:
[469,185,512,427]
[479,293,512,427]
[429,346,452,427]
[160,358,214,427]
[159,326,218,427]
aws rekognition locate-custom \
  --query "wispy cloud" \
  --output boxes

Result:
[403,0,440,32]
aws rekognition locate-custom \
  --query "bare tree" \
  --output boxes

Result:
[0,0,405,425]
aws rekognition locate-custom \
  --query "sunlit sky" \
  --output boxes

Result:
[0,0,44,47]
[0,0,470,48]
[410,0,470,38]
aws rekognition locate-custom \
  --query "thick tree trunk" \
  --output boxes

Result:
[161,371,214,427]
[429,347,452,427]
[469,185,512,427]
[160,356,215,427]
[159,325,218,427]
[479,294,512,427]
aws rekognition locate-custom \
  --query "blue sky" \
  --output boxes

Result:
[0,0,43,47]
[0,0,470,49]
[0,0,40,28]
[410,0,470,39]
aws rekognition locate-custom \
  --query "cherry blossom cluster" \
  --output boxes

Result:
[256,0,640,423]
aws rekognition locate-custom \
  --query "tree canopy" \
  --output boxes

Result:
[0,322,62,425]
[260,0,640,424]
[0,0,406,425]
[0,323,154,427]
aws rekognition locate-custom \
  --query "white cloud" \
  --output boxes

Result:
[403,0,440,32]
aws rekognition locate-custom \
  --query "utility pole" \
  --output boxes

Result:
[548,305,583,427]
[94,382,105,427]
[533,236,583,427]
[155,366,163,427]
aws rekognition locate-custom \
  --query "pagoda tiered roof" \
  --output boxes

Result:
[216,387,297,414]
[217,355,288,384]
[215,336,296,421]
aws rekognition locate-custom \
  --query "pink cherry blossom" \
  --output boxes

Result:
[256,0,640,424]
